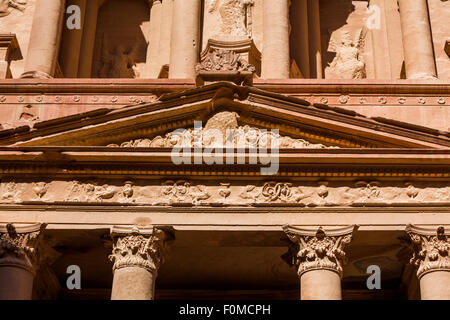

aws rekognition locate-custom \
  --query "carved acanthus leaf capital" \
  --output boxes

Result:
[283,225,358,278]
[0,223,46,274]
[405,225,450,279]
[109,226,174,274]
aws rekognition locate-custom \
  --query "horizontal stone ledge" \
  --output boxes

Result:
[0,208,449,231]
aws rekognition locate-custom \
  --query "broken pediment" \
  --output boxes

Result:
[0,82,449,149]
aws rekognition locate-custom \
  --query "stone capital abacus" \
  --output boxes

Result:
[109,225,173,275]
[283,225,358,278]
[405,225,450,279]
[0,223,46,275]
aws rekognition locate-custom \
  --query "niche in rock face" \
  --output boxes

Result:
[92,0,149,78]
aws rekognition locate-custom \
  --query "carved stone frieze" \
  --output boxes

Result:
[405,225,450,279]
[283,225,357,278]
[0,223,46,274]
[1,179,450,207]
[109,226,173,274]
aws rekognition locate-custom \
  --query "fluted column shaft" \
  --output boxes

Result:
[406,225,450,300]
[284,225,357,300]
[262,0,290,79]
[109,226,173,300]
[22,0,66,78]
[398,0,437,79]
[0,224,45,300]
[169,0,201,79]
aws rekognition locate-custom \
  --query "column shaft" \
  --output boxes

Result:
[420,271,450,300]
[307,0,322,79]
[109,226,173,300]
[77,0,100,78]
[111,267,156,300]
[406,225,450,300]
[398,0,437,79]
[0,224,45,300]
[283,225,357,300]
[262,0,290,79]
[300,269,342,300]
[146,0,163,78]
[169,0,201,79]
[22,0,66,78]
[291,0,310,78]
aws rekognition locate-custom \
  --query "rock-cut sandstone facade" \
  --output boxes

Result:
[0,0,449,300]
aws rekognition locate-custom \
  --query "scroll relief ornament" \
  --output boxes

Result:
[109,112,330,149]
[109,227,171,273]
[0,223,45,273]
[406,225,450,279]
[283,225,357,278]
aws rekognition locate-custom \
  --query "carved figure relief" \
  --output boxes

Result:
[206,0,254,39]
[1,179,450,207]
[325,29,367,80]
[0,0,27,17]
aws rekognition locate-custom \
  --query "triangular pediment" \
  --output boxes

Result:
[1,82,449,149]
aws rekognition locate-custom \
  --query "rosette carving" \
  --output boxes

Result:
[283,225,358,278]
[405,225,450,279]
[0,223,46,274]
[109,226,173,274]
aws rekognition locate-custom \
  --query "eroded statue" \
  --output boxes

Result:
[206,0,254,39]
[325,29,367,80]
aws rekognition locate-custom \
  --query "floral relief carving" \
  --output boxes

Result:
[406,225,450,279]
[0,223,45,273]
[109,226,172,273]
[196,48,256,73]
[283,225,357,278]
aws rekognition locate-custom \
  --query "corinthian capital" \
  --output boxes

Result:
[0,223,46,274]
[283,225,358,278]
[405,225,450,279]
[109,226,174,274]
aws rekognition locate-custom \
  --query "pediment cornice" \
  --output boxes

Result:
[0,82,448,149]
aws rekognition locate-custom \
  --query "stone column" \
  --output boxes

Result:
[307,0,323,79]
[291,0,310,78]
[262,0,290,79]
[0,223,46,300]
[0,34,22,79]
[109,226,173,300]
[146,0,163,78]
[406,225,450,300]
[283,225,357,300]
[77,0,101,78]
[169,0,201,79]
[21,0,66,79]
[397,0,437,79]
